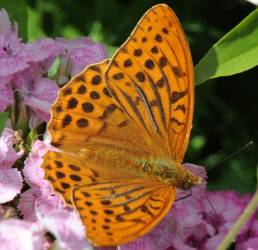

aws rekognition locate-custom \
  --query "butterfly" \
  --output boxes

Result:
[42,3,202,247]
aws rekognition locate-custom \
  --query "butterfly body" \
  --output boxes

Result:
[77,143,200,190]
[42,4,202,246]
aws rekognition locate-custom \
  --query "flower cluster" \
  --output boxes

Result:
[0,8,257,250]
[0,9,107,128]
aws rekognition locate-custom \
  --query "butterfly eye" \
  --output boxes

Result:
[182,181,191,190]
[165,171,172,178]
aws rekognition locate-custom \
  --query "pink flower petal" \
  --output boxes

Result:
[202,191,244,232]
[0,168,23,203]
[0,10,29,78]
[202,232,226,250]
[35,191,64,219]
[0,128,24,169]
[23,77,58,122]
[23,140,49,188]
[21,38,62,63]
[120,237,156,250]
[0,219,44,250]
[39,208,91,250]
[0,83,13,112]
[56,37,108,77]
[28,113,44,128]
[18,188,41,222]
[170,237,197,250]
[0,56,28,77]
[236,237,258,250]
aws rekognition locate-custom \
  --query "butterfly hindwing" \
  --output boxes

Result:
[73,179,175,246]
[105,4,194,161]
[43,150,103,205]
[43,150,176,246]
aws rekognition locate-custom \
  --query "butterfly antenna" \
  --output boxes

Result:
[199,141,254,174]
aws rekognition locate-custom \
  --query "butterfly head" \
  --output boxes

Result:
[179,169,202,190]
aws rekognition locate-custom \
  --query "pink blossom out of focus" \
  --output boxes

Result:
[0,128,23,203]
[0,83,12,112]
[56,37,108,79]
[0,9,108,125]
[0,10,28,79]
[0,128,24,169]
[236,213,258,249]
[38,208,91,250]
[0,219,45,250]
[23,77,59,122]
[19,140,64,222]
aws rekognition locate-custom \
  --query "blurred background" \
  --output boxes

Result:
[10,0,258,193]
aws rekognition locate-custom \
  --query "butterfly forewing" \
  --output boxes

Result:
[48,60,156,156]
[105,4,194,161]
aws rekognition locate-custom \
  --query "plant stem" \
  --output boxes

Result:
[217,188,258,250]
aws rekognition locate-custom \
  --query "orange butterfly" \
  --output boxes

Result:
[42,4,202,247]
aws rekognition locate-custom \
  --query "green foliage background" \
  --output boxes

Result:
[2,0,258,193]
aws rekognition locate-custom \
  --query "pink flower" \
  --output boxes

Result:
[21,38,62,64]
[0,219,45,250]
[23,140,52,188]
[0,128,23,203]
[13,62,59,126]
[20,140,64,221]
[0,10,29,79]
[56,37,108,83]
[120,237,156,250]
[236,238,258,250]
[23,77,59,123]
[201,191,244,234]
[18,188,41,221]
[0,128,23,168]
[236,208,258,250]
[0,168,23,204]
[38,208,91,250]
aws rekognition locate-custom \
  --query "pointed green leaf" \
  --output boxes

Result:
[195,9,258,85]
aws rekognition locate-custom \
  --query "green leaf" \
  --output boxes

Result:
[0,0,28,41]
[48,56,61,79]
[0,112,9,135]
[195,9,258,85]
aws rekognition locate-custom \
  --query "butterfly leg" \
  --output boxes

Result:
[175,188,192,202]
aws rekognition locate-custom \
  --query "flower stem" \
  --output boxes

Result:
[217,188,258,250]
